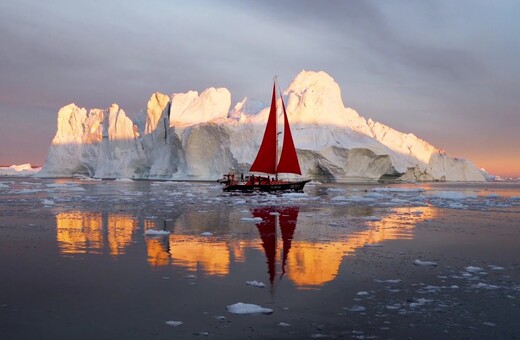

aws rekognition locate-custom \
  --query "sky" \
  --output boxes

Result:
[1,0,519,177]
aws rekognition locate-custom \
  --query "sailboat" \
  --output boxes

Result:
[221,78,311,192]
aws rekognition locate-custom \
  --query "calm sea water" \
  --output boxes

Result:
[1,178,519,339]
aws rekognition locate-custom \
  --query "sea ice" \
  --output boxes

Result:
[246,281,265,288]
[42,199,55,206]
[343,305,366,312]
[165,321,183,327]
[200,232,214,236]
[374,279,401,284]
[144,229,171,236]
[414,259,438,266]
[465,266,483,273]
[240,217,263,222]
[472,282,499,289]
[226,302,273,315]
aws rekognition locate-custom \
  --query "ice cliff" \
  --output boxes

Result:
[38,70,485,182]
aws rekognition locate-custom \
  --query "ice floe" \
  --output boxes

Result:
[226,302,273,315]
[246,280,265,288]
[343,305,366,312]
[165,320,183,327]
[414,259,438,266]
[144,229,171,236]
[240,217,263,222]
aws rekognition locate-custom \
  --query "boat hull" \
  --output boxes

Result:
[223,179,311,193]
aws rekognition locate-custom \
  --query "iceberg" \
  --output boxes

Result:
[38,70,485,182]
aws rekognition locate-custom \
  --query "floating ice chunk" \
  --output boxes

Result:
[200,232,214,236]
[42,199,55,206]
[483,322,496,327]
[488,265,504,270]
[414,259,438,266]
[240,217,263,222]
[278,322,291,327]
[465,266,483,273]
[165,321,183,327]
[282,192,308,199]
[409,298,433,308]
[386,303,401,310]
[226,302,273,315]
[374,279,401,284]
[144,229,171,236]
[331,195,347,201]
[234,199,246,205]
[356,291,369,296]
[246,281,265,288]
[343,305,366,312]
[364,192,386,199]
[472,282,499,289]
[326,188,346,192]
[363,216,380,221]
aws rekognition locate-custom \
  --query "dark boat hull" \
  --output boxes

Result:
[223,179,311,192]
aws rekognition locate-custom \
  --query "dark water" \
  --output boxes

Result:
[1,178,519,339]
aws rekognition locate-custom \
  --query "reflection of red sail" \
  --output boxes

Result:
[252,206,299,286]
[278,207,298,275]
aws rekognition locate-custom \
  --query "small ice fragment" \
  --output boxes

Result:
[414,259,438,266]
[200,232,214,236]
[386,304,401,310]
[409,298,433,308]
[472,282,499,289]
[465,266,483,273]
[214,315,227,320]
[343,305,366,312]
[246,281,265,288]
[43,199,55,206]
[488,265,504,270]
[356,291,369,296]
[278,322,291,327]
[483,322,496,327]
[185,274,197,280]
[144,229,170,236]
[165,321,183,327]
[240,217,263,222]
[226,302,273,315]
[374,279,401,284]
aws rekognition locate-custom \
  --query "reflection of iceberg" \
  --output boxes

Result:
[169,235,230,276]
[287,207,431,289]
[56,212,136,255]
[252,206,299,286]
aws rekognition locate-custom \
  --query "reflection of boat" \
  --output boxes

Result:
[221,79,310,192]
[252,206,299,285]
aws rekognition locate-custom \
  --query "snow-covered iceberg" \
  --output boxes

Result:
[0,163,41,176]
[38,70,485,182]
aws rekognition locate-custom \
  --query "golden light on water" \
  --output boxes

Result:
[56,212,136,256]
[56,206,433,288]
[169,235,230,276]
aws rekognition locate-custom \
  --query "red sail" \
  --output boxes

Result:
[249,84,278,174]
[276,94,302,175]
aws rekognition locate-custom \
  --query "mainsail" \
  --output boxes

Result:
[249,81,302,175]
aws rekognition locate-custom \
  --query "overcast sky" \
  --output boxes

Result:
[1,0,519,176]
